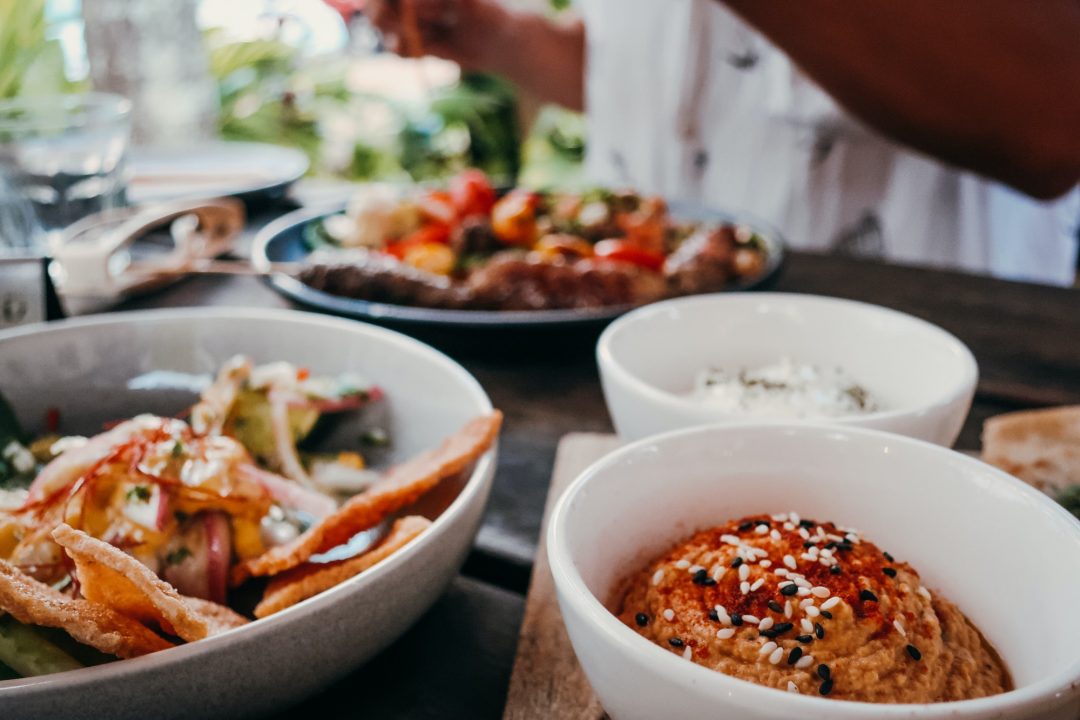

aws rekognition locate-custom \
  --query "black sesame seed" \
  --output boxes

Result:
[820,678,834,696]
[817,664,831,680]
[731,557,744,569]
[702,577,717,586]
[669,637,684,648]
[707,609,719,622]
[738,521,754,532]
[824,541,838,550]
[635,613,649,627]
[884,551,895,562]
[799,519,815,529]
[760,629,778,639]
[692,569,709,585]
[802,541,815,549]
[796,634,813,644]
[829,565,842,575]
[731,614,743,626]
[780,584,799,596]
[787,646,803,665]
[906,644,922,661]
[814,622,825,639]
[859,589,879,603]
[820,610,834,620]
[883,567,897,578]
[838,542,854,552]
[768,600,783,613]
[771,622,794,635]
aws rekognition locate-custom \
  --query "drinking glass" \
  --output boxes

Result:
[0,93,132,238]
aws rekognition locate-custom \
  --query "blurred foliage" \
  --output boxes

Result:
[0,0,82,99]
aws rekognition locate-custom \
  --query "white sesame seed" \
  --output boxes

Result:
[793,576,812,589]
[778,580,794,588]
[805,606,821,618]
[711,566,727,582]
[799,598,814,609]
[759,617,775,631]
[800,618,814,633]
[652,569,665,586]
[918,586,932,601]
[663,608,675,622]
[811,586,831,598]
[740,581,751,594]
[775,569,789,577]
[787,681,800,693]
[798,527,810,540]
[784,601,793,618]
[675,559,691,569]
[845,533,860,544]
[743,615,760,625]
[772,513,789,522]
[770,529,782,541]
[821,596,842,611]
[790,512,801,525]
[689,564,705,575]
[820,548,834,559]
[755,524,769,535]
[760,560,772,568]
[795,655,814,670]
[720,534,741,546]
[750,578,765,591]
[797,587,812,597]
[750,547,770,558]
[717,627,736,639]
[783,522,795,531]
[826,533,844,542]
[769,646,784,665]
[800,553,817,562]
[783,554,797,570]
[738,564,750,581]
[759,641,778,655]
[893,619,907,637]
[683,646,692,661]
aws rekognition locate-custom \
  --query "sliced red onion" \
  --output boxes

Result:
[238,464,336,519]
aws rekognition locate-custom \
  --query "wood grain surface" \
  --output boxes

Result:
[503,433,621,720]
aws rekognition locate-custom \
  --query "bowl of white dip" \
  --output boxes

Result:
[597,293,977,445]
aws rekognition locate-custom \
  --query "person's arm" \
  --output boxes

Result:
[367,0,585,111]
[722,0,1080,200]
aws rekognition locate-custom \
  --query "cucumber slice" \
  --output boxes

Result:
[0,616,83,677]
[225,389,320,468]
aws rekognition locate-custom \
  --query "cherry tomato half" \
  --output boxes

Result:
[417,190,457,228]
[491,189,539,246]
[593,239,666,271]
[450,169,496,218]
[385,223,451,259]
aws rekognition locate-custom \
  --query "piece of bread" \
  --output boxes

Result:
[982,406,1080,495]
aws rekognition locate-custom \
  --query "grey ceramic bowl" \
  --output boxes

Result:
[0,309,496,719]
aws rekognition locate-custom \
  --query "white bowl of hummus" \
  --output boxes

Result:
[547,423,1080,719]
[597,293,978,444]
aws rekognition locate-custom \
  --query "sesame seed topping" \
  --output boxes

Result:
[799,598,814,610]
[743,615,761,625]
[805,606,821,618]
[731,613,743,626]
[800,618,814,633]
[755,524,769,535]
[780,584,799,596]
[793,576,812,589]
[830,565,842,575]
[796,655,814,670]
[783,554,797,570]
[668,637,684,648]
[717,627,736,639]
[738,521,754,532]
[738,563,750,581]
[790,512,801,524]
[689,564,705,574]
[917,586,932,601]
[635,613,649,627]
[711,566,726,582]
[820,610,833,619]
[760,560,772,568]
[663,608,675,622]
[675,559,691,569]
[731,557,744,568]
[772,622,794,635]
[682,646,692,660]
[798,527,810,540]
[787,681,800,693]
[893,619,907,637]
[821,596,841,611]
[692,569,710,585]
[814,623,825,639]
[859,589,879,603]
[787,647,804,665]
[883,567,897,578]
[768,600,783,613]
[720,534,741,546]
[759,617,774,631]
[811,586,831,598]
[784,601,793,618]
[796,587,812,597]
[770,529,782,541]
[820,678,834,695]
[768,646,784,665]
[652,569,665,586]
[750,578,765,591]
[759,641,778,655]
[884,551,895,562]
[817,664,830,680]
[796,634,813,643]
[907,644,922,661]
[775,568,789,577]
[783,522,795,531]
[740,581,751,594]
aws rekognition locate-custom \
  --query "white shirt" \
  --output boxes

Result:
[579,0,1080,285]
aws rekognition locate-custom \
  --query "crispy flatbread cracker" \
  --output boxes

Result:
[52,525,233,642]
[0,559,173,659]
[982,405,1080,494]
[233,411,501,584]
[180,596,248,635]
[254,515,431,618]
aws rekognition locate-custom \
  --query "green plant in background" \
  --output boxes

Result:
[0,0,81,99]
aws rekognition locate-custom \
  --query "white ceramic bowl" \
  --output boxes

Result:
[0,308,496,719]
[548,423,1080,720]
[597,293,978,445]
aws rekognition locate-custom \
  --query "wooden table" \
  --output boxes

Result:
[117,238,1080,717]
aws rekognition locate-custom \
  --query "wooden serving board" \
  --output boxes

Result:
[503,433,621,720]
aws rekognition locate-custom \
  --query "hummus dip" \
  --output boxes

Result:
[618,513,1010,702]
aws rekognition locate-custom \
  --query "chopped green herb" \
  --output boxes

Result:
[171,440,185,458]
[126,485,151,503]
[165,547,192,566]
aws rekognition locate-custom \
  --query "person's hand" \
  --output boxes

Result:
[365,0,506,70]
